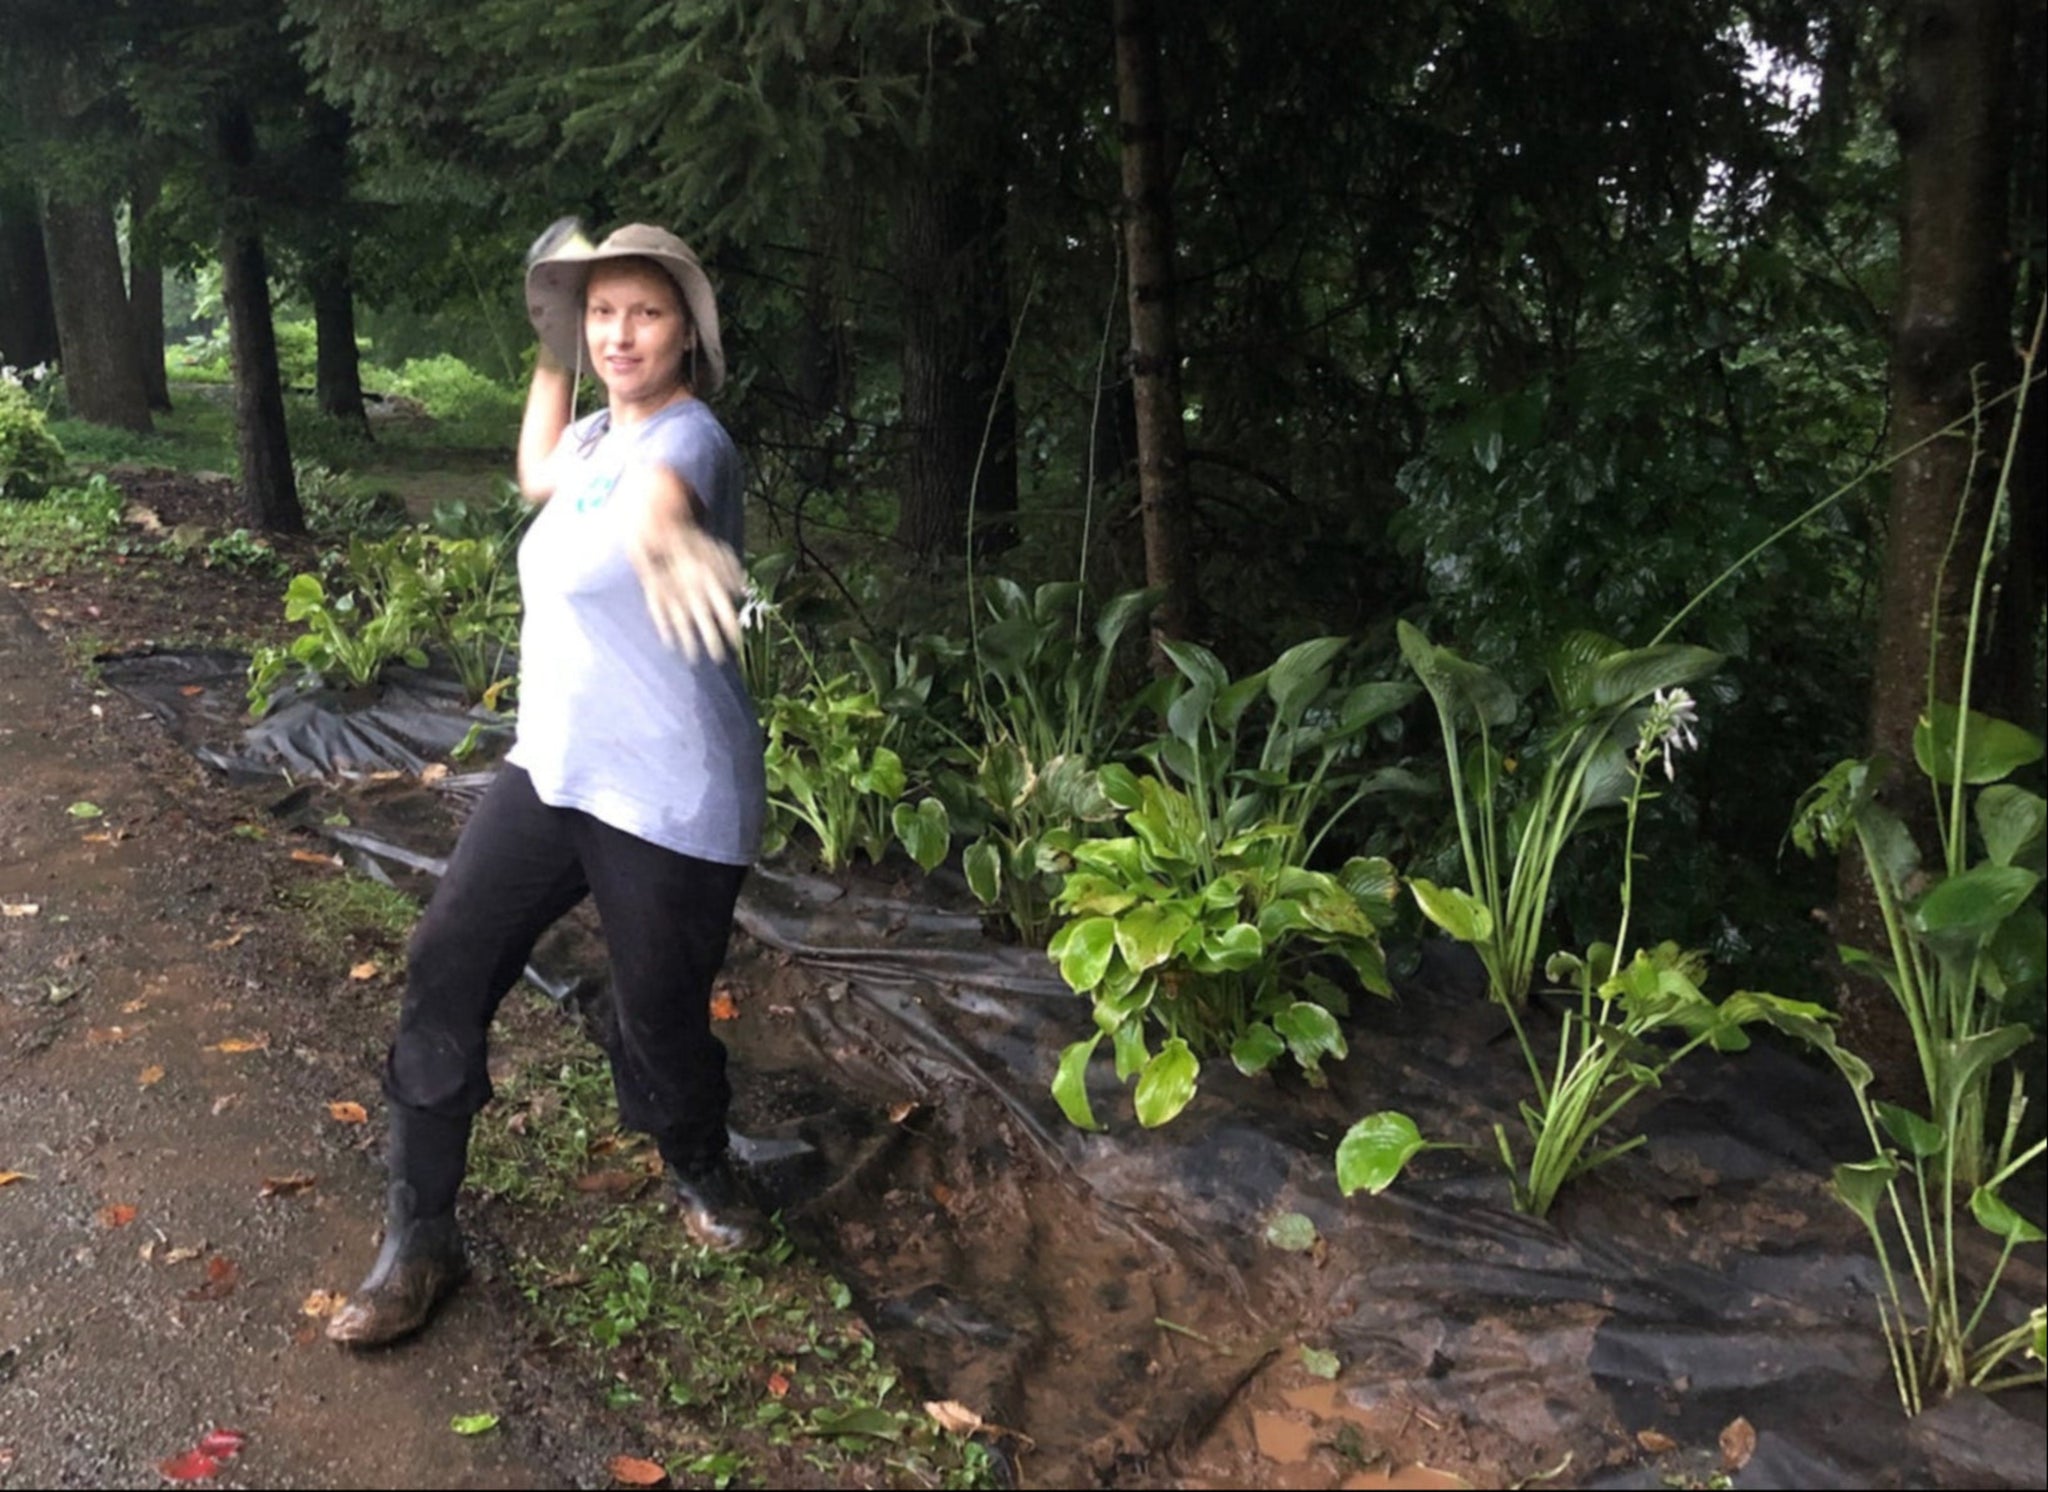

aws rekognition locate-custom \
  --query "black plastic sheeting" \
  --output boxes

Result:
[102,651,2048,1489]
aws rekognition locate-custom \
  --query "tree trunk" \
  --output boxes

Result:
[1833,0,2017,1090]
[310,251,370,435]
[895,169,1016,560]
[39,194,151,432]
[0,189,61,371]
[1114,0,1195,656]
[130,174,171,411]
[217,103,304,534]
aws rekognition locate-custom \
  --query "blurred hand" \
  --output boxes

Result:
[629,498,744,664]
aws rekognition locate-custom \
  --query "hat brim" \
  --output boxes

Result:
[524,236,725,396]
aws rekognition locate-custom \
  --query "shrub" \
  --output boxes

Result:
[385,354,523,429]
[0,379,68,502]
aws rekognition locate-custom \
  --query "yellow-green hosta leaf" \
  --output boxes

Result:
[1832,1157,1900,1227]
[963,838,1001,905]
[1408,878,1493,945]
[1273,1001,1347,1075]
[1231,1021,1285,1075]
[1914,703,2045,786]
[1336,1111,1426,1197]
[1970,1186,2047,1245]
[1133,1038,1199,1128]
[1977,785,2046,868]
[1052,1036,1103,1130]
[1054,916,1118,992]
[891,798,950,872]
[1875,1101,1946,1160]
[1115,903,1193,973]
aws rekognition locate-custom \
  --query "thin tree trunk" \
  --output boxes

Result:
[131,174,171,411]
[39,195,151,432]
[1834,0,2016,1091]
[217,102,304,534]
[310,252,369,435]
[1115,0,1195,656]
[0,189,61,370]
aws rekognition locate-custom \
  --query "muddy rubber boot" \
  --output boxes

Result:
[326,1181,468,1347]
[670,1154,767,1254]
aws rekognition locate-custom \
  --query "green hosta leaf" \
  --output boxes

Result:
[1832,1157,1899,1227]
[891,798,950,872]
[1299,1344,1341,1380]
[449,1413,499,1436]
[1987,907,2046,1000]
[1914,704,2045,785]
[1134,1038,1199,1128]
[856,745,906,799]
[1970,1186,2047,1245]
[807,1406,904,1442]
[1408,878,1493,945]
[1214,672,1269,735]
[978,738,1031,812]
[1931,1025,2034,1125]
[1115,903,1194,974]
[1977,786,2047,869]
[1911,865,2040,939]
[963,838,1001,905]
[1875,1102,1946,1159]
[66,801,103,819]
[1052,916,1118,992]
[1577,737,1635,813]
[1340,680,1421,733]
[1587,643,1722,710]
[1112,1018,1150,1081]
[1052,1036,1103,1130]
[1546,629,1625,713]
[1264,1212,1319,1253]
[1191,920,1265,973]
[1095,585,1163,652]
[1273,1001,1348,1074]
[1336,1111,1426,1197]
[1161,638,1229,696]
[1267,636,1347,720]
[1097,761,1144,811]
[1397,622,1518,730]
[1231,1021,1286,1075]
[283,572,327,621]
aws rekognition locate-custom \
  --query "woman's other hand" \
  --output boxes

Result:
[624,465,744,663]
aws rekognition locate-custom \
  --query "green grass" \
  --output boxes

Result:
[473,1047,1000,1490]
[0,475,126,570]
[282,871,419,963]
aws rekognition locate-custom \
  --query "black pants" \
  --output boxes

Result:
[384,764,747,1181]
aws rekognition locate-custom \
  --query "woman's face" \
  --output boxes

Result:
[584,260,693,405]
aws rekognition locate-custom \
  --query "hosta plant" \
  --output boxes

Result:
[1048,763,1399,1130]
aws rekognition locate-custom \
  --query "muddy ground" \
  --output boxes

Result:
[3,467,2044,1491]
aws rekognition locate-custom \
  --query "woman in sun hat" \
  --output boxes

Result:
[327,220,769,1348]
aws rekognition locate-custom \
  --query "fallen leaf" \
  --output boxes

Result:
[708,991,739,1021]
[124,502,166,534]
[327,1101,368,1124]
[0,1172,27,1187]
[180,685,206,698]
[205,927,249,951]
[766,1370,791,1399]
[571,1170,647,1196]
[156,1449,221,1481]
[162,1245,204,1265]
[205,1035,268,1054]
[87,1026,132,1045]
[67,801,103,819]
[1719,1416,1757,1472]
[924,1400,983,1436]
[887,1101,920,1124]
[0,902,38,917]
[98,1203,139,1228]
[607,1454,667,1487]
[289,848,342,868]
[184,1255,239,1301]
[348,960,381,981]
[211,1094,240,1116]
[450,1412,499,1436]
[81,832,114,844]
[1636,1429,1679,1454]
[122,998,149,1014]
[196,1429,246,1460]
[259,1172,316,1198]
[930,1182,956,1210]
[419,762,450,785]
[139,1065,166,1088]
[301,1290,344,1319]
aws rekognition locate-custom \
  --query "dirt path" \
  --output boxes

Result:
[0,588,569,1489]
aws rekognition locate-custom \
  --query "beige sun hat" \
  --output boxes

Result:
[524,222,726,396]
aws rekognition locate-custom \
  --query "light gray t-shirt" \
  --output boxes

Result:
[507,398,765,865]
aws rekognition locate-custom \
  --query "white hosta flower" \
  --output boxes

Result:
[737,577,778,633]
[1638,687,1701,781]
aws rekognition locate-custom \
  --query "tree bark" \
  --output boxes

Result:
[39,194,151,432]
[895,168,1016,560]
[0,188,61,371]
[130,174,171,411]
[1114,0,1195,656]
[1834,0,2017,1088]
[217,102,304,534]
[310,250,370,435]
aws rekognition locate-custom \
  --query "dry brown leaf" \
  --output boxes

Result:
[766,1370,791,1399]
[925,1400,983,1436]
[179,684,205,697]
[0,1171,28,1187]
[419,762,450,785]
[259,1172,316,1198]
[606,1455,667,1487]
[124,502,166,534]
[162,1244,203,1265]
[206,927,249,951]
[327,1100,368,1124]
[572,1170,648,1196]
[288,848,342,868]
[1,901,39,917]
[121,998,149,1014]
[887,1100,921,1124]
[1719,1416,1757,1472]
[211,1093,240,1116]
[97,1203,138,1228]
[138,1064,165,1088]
[183,1253,239,1301]
[301,1289,345,1319]
[347,960,381,981]
[708,990,739,1021]
[206,1035,269,1054]
[86,1026,131,1045]
[1635,1429,1679,1454]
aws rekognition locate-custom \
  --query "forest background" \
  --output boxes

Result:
[2,0,2044,1066]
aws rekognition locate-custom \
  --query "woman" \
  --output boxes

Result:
[327,222,768,1348]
